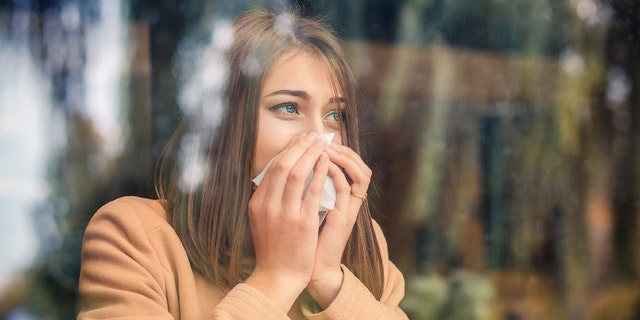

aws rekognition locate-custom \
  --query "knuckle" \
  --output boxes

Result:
[272,159,292,174]
[364,167,373,177]
[248,196,261,213]
[354,171,371,185]
[263,202,280,217]
[288,168,307,183]
[248,196,257,207]
[247,202,257,216]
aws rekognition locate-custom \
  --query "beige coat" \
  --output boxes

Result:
[78,196,408,319]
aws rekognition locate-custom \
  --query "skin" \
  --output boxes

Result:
[245,50,372,313]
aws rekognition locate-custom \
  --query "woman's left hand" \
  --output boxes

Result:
[306,142,372,308]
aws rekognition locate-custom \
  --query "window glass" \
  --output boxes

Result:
[0,0,638,319]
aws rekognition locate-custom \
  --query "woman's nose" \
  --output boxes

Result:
[305,115,326,135]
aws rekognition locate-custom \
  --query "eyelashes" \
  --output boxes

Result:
[268,102,346,123]
[325,109,347,123]
[269,102,299,115]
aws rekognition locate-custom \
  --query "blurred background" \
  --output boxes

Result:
[0,0,639,319]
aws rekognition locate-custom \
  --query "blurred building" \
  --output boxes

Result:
[0,0,638,319]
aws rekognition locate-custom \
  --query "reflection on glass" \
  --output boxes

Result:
[0,13,48,293]
[0,0,638,319]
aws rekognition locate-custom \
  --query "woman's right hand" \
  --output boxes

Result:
[244,131,330,313]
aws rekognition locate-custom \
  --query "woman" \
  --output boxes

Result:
[78,9,407,319]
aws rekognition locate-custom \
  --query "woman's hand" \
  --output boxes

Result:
[244,132,330,313]
[306,142,372,309]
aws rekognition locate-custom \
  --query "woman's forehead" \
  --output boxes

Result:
[263,49,345,95]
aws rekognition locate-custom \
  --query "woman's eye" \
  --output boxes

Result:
[270,102,298,115]
[325,110,344,122]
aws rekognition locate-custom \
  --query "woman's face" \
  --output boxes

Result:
[252,50,345,177]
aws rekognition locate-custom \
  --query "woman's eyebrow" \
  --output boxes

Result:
[263,89,310,100]
[263,89,345,104]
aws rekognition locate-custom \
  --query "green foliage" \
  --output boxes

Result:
[402,271,495,320]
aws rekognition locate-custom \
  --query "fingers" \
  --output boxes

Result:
[308,144,369,303]
[325,162,351,222]
[311,162,356,285]
[328,143,368,168]
[300,152,329,215]
[281,140,330,211]
[326,143,371,197]
[259,131,317,195]
[257,132,330,213]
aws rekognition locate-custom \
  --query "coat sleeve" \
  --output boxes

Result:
[301,220,409,319]
[77,199,174,320]
[77,198,289,320]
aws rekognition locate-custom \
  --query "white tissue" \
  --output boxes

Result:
[252,133,337,223]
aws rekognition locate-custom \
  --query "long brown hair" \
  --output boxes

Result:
[156,9,384,299]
